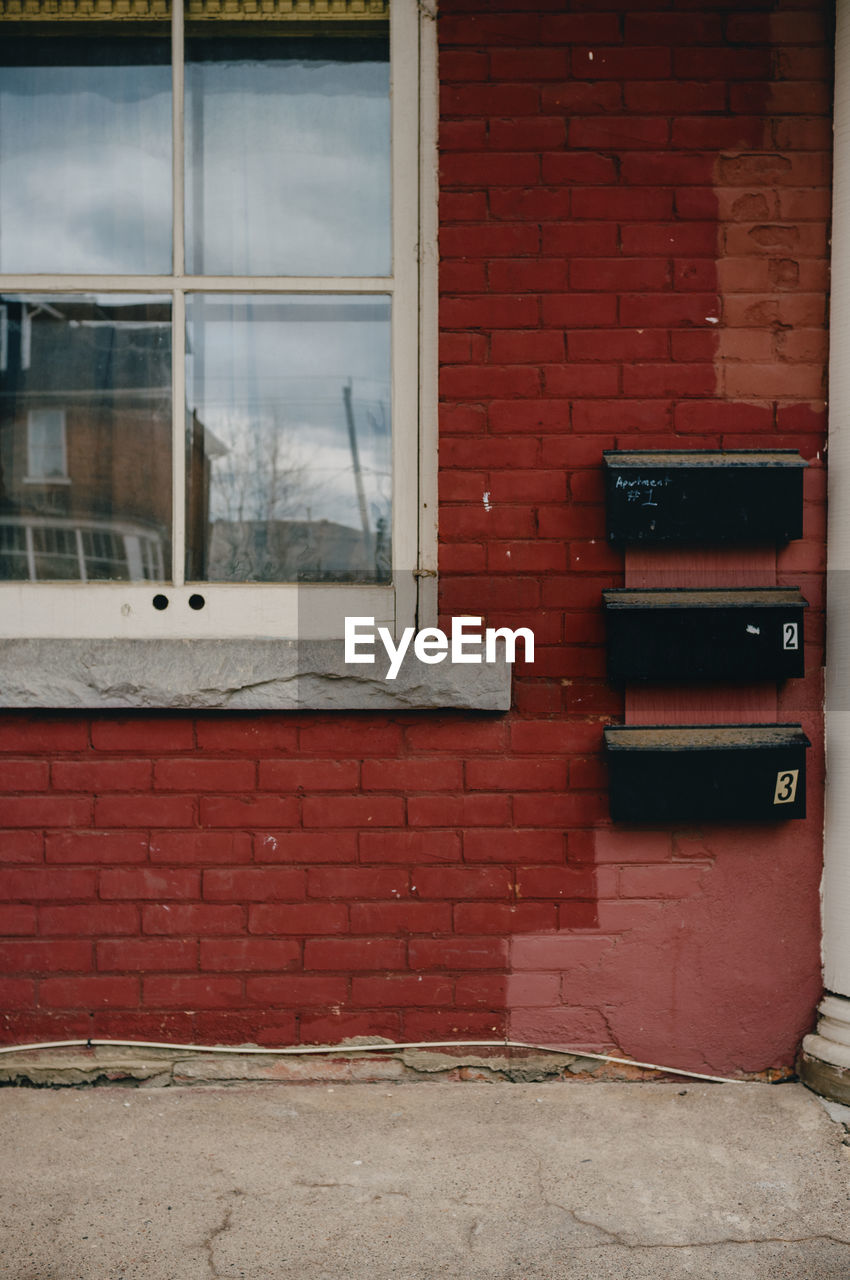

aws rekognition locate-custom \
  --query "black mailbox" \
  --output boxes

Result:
[604,724,810,822]
[603,587,808,683]
[604,450,807,545]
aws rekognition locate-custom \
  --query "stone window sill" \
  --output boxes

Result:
[0,640,512,711]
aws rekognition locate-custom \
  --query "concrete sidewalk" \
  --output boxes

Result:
[0,1081,848,1280]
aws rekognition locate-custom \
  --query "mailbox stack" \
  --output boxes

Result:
[602,450,810,822]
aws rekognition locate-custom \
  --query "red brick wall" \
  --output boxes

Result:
[0,1,832,1074]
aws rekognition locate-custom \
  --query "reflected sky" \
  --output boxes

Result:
[185,38,390,276]
[0,36,171,273]
[186,294,391,539]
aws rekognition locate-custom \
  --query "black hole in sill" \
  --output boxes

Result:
[152,594,169,611]
[189,594,206,611]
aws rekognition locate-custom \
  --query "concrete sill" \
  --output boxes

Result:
[0,639,513,712]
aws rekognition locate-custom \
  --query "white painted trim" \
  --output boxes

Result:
[824,0,850,1000]
[417,0,439,628]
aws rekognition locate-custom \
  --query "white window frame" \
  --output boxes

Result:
[0,0,437,642]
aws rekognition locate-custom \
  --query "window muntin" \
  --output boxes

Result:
[0,0,421,640]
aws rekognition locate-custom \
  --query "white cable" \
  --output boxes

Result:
[0,1037,751,1085]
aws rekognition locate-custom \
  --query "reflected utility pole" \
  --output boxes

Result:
[343,379,370,537]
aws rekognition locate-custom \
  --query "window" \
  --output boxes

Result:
[0,0,435,643]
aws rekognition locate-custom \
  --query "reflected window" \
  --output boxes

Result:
[0,295,172,581]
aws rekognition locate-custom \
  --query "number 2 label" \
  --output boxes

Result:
[783,622,799,651]
[774,769,799,805]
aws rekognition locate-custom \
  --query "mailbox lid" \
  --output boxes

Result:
[603,723,810,822]
[604,449,807,545]
[602,587,808,683]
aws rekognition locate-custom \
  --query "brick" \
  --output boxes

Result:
[724,363,825,400]
[408,936,508,971]
[0,760,50,790]
[513,792,608,827]
[39,905,139,936]
[440,190,488,221]
[307,867,408,899]
[97,939,197,972]
[541,222,620,257]
[454,903,557,934]
[302,796,405,829]
[572,46,672,80]
[360,759,463,792]
[454,974,510,1008]
[620,293,720,327]
[674,47,771,79]
[249,903,349,935]
[254,831,357,864]
[41,976,139,1008]
[91,718,194,752]
[440,365,541,399]
[154,759,256,791]
[95,795,196,828]
[543,364,620,397]
[52,759,151,791]
[465,758,566,792]
[489,118,566,151]
[258,760,360,792]
[0,719,88,753]
[403,1010,506,1039]
[619,865,707,899]
[464,828,566,864]
[624,80,726,114]
[440,119,487,152]
[489,330,565,365]
[440,153,539,189]
[440,84,540,120]
[413,866,512,900]
[571,399,672,434]
[0,979,35,1010]
[200,796,299,828]
[298,721,403,756]
[142,904,245,935]
[350,902,452,934]
[150,831,252,864]
[572,117,670,149]
[0,904,36,934]
[45,831,148,864]
[568,329,668,361]
[200,938,301,972]
[623,363,716,397]
[0,868,95,900]
[303,938,406,971]
[541,153,620,188]
[408,794,512,828]
[142,975,243,1008]
[204,868,305,902]
[621,222,717,255]
[506,972,563,1007]
[488,49,568,81]
[540,82,623,115]
[100,868,199,901]
[194,718,298,753]
[674,401,774,433]
[0,939,92,973]
[487,258,569,293]
[0,831,43,864]
[350,974,453,1008]
[246,976,350,1006]
[516,867,597,899]
[0,796,93,828]
[359,831,461,865]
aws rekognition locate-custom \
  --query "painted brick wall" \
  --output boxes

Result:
[0,0,832,1075]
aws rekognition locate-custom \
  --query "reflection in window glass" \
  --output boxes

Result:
[0,26,171,274]
[186,294,391,583]
[185,32,390,277]
[0,295,172,582]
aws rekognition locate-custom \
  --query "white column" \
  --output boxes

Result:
[800,0,850,1104]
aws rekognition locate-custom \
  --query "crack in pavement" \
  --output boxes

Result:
[202,1189,243,1279]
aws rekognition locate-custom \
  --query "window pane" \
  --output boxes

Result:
[185,24,390,276]
[186,294,391,583]
[0,23,171,274]
[0,295,172,582]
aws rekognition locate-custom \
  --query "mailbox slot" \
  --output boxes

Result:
[604,724,810,822]
[604,450,807,545]
[603,587,808,683]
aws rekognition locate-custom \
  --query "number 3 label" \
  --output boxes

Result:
[774,769,799,805]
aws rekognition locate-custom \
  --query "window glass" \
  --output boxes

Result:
[0,26,172,274]
[185,293,391,583]
[0,295,172,581]
[185,30,390,277]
